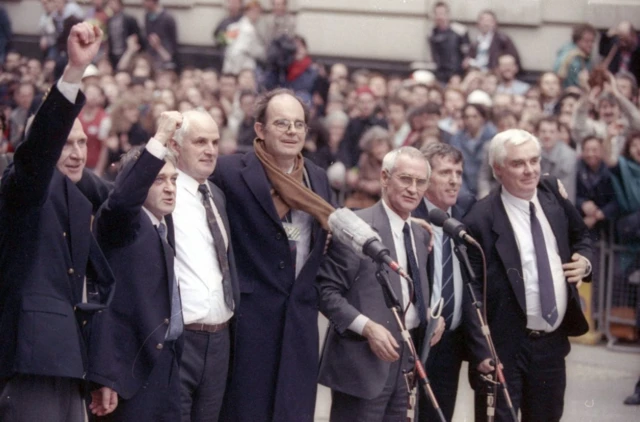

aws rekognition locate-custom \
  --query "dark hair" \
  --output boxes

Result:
[616,70,639,98]
[572,23,596,44]
[433,1,449,11]
[535,116,560,132]
[479,10,497,21]
[421,142,464,166]
[387,95,408,110]
[293,35,307,49]
[253,88,310,124]
[582,135,603,147]
[623,131,640,161]
[462,103,488,121]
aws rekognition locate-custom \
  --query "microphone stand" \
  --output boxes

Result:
[374,262,446,422]
[453,243,518,422]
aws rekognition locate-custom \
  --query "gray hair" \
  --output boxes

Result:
[323,110,349,129]
[359,126,393,152]
[488,129,541,180]
[173,109,214,146]
[382,146,431,180]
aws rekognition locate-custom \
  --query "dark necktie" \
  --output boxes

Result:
[403,223,427,325]
[198,184,234,311]
[441,231,455,329]
[157,222,184,341]
[529,202,558,326]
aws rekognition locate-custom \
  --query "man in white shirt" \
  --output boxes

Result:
[318,147,442,421]
[462,129,592,422]
[169,110,239,422]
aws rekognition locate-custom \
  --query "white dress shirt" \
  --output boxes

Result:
[423,198,463,330]
[348,200,421,334]
[500,188,568,332]
[173,169,233,325]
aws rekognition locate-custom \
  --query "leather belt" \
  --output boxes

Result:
[184,321,229,333]
[526,328,554,338]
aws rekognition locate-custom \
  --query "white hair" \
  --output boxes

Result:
[173,109,214,146]
[323,110,349,129]
[382,146,431,181]
[489,129,541,180]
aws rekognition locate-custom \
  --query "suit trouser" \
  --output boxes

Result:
[418,327,465,422]
[330,339,415,422]
[473,329,570,422]
[0,373,85,422]
[98,340,181,422]
[180,327,230,422]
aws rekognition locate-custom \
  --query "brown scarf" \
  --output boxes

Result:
[254,138,334,230]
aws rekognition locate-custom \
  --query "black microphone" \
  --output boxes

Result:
[428,208,477,245]
[328,208,413,282]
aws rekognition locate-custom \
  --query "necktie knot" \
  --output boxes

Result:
[198,184,209,198]
[529,201,536,216]
[402,222,411,236]
[157,222,167,241]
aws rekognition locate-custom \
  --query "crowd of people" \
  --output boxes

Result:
[0,0,640,421]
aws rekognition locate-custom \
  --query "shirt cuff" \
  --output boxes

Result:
[347,314,370,336]
[145,137,168,160]
[56,79,81,104]
[583,257,592,278]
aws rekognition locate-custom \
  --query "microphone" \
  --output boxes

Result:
[428,208,477,245]
[328,208,413,282]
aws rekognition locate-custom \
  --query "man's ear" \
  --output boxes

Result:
[380,169,390,190]
[254,121,265,139]
[168,138,179,156]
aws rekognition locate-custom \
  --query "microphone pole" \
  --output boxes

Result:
[374,262,446,422]
[453,242,518,422]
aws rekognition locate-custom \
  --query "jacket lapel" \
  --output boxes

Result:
[370,202,402,307]
[240,152,282,227]
[491,192,527,314]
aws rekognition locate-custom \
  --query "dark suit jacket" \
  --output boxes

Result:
[462,177,592,366]
[212,151,331,422]
[0,85,115,380]
[88,149,181,400]
[107,13,144,68]
[318,201,431,400]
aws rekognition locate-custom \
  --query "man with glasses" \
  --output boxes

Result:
[318,147,441,421]
[211,88,333,421]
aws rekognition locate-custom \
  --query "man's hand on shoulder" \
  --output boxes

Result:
[362,320,400,362]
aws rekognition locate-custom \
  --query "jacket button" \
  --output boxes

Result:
[82,320,87,326]
[68,268,75,275]
[156,343,163,350]
[278,261,285,269]
[276,232,282,240]
[62,231,67,237]
[164,318,170,325]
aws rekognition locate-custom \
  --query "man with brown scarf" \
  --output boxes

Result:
[211,88,333,422]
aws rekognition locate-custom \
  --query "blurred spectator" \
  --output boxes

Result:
[209,103,237,155]
[554,23,596,88]
[143,0,178,70]
[439,87,465,134]
[265,35,316,103]
[38,0,58,60]
[450,103,496,196]
[405,102,450,148]
[256,0,296,50]
[599,21,640,81]
[610,132,640,244]
[429,1,470,84]
[213,0,243,48]
[411,83,430,108]
[537,116,578,203]
[572,72,640,154]
[237,89,257,151]
[0,109,8,154]
[222,1,265,75]
[219,72,242,133]
[344,126,393,209]
[495,54,530,95]
[107,0,144,70]
[311,110,348,170]
[0,6,11,64]
[8,82,35,148]
[616,70,639,104]
[555,91,581,126]
[329,62,349,96]
[492,92,512,116]
[538,71,562,115]
[337,86,387,168]
[78,83,111,171]
[387,96,410,147]
[467,10,520,72]
[576,135,618,232]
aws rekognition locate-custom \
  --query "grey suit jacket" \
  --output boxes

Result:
[317,201,431,400]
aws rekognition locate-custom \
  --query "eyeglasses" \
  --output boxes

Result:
[270,119,308,133]
[391,172,429,191]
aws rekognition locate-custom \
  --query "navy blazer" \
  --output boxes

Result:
[212,151,331,422]
[88,149,181,399]
[462,176,592,365]
[0,85,115,380]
